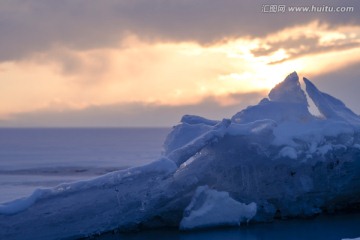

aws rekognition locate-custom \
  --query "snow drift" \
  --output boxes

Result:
[180,186,256,230]
[1,72,360,240]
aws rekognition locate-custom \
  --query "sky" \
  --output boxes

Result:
[0,0,360,127]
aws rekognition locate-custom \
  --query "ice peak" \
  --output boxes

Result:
[304,77,360,125]
[268,72,308,106]
[231,72,312,124]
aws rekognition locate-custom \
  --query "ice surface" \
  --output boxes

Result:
[165,119,230,166]
[232,72,312,124]
[268,71,308,105]
[279,146,298,159]
[2,72,360,239]
[304,78,360,126]
[0,188,50,215]
[0,157,177,215]
[180,114,219,126]
[180,186,256,230]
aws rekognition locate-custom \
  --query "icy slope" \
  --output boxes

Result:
[304,77,360,126]
[1,72,360,240]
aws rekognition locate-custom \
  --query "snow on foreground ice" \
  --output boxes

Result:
[180,186,256,230]
[1,72,360,239]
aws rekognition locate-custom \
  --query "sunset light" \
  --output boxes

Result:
[0,5,359,127]
[2,2,360,240]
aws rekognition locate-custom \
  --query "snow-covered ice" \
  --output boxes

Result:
[1,72,360,239]
[180,186,256,230]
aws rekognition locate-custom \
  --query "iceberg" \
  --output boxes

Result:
[1,72,360,240]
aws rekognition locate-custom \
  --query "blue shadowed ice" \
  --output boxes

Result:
[1,72,360,239]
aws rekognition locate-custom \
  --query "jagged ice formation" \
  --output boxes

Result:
[1,72,360,240]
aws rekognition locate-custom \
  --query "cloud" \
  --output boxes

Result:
[0,0,359,61]
[0,36,290,119]
[250,23,360,64]
[0,92,265,127]
[1,28,359,122]
[2,54,360,128]
[1,2,360,127]
[4,58,360,128]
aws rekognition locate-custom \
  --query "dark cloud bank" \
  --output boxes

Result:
[0,0,359,61]
[1,1,360,127]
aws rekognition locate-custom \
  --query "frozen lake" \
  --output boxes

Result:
[0,128,170,203]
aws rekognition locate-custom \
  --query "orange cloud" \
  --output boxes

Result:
[1,22,360,120]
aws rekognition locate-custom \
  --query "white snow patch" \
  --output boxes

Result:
[226,119,276,136]
[279,146,298,159]
[180,186,257,230]
[317,144,333,156]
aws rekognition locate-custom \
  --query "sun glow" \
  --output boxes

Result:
[1,22,360,119]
